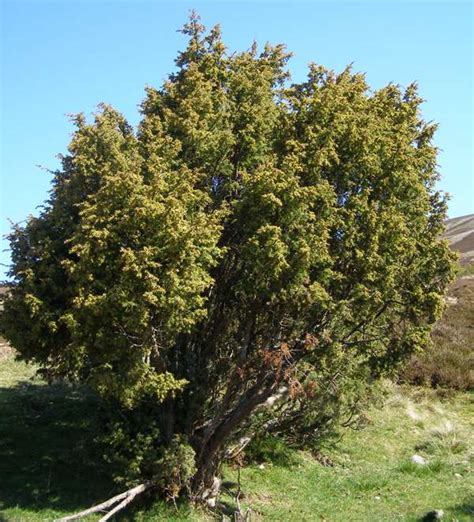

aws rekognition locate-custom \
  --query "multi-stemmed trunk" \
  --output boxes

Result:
[189,378,276,496]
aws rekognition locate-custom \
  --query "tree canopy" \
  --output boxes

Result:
[1,13,456,500]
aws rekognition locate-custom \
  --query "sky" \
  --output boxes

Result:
[1,0,473,279]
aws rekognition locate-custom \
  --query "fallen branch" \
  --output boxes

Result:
[98,484,150,522]
[56,482,153,521]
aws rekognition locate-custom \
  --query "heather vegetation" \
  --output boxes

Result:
[401,263,474,391]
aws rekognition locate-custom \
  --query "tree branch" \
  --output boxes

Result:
[56,482,153,522]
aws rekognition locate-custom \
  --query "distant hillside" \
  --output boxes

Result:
[444,213,474,265]
[401,213,474,390]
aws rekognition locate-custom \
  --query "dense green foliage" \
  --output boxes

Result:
[1,14,456,496]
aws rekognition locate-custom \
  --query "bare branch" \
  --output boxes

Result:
[56,482,153,522]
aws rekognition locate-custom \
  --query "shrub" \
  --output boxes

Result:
[1,13,455,499]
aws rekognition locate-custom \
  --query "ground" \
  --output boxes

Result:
[233,385,473,521]
[0,352,472,521]
[400,271,474,391]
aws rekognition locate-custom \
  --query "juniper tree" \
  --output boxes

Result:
[2,13,456,509]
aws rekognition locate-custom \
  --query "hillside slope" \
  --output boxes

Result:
[401,213,474,389]
[444,213,474,265]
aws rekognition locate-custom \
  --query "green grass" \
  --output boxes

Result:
[0,355,209,522]
[0,356,472,521]
[228,384,473,521]
[0,357,113,521]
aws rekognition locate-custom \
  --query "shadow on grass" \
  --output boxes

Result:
[416,498,474,522]
[244,434,300,467]
[0,378,209,521]
[0,379,117,515]
[449,498,474,519]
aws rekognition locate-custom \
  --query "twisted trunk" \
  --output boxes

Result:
[191,377,276,495]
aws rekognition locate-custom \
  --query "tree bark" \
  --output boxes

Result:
[192,377,276,494]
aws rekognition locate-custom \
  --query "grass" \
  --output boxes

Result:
[0,355,114,521]
[0,352,209,522]
[0,356,472,521]
[458,263,474,277]
[227,383,473,521]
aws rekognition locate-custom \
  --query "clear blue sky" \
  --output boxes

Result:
[1,1,473,279]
